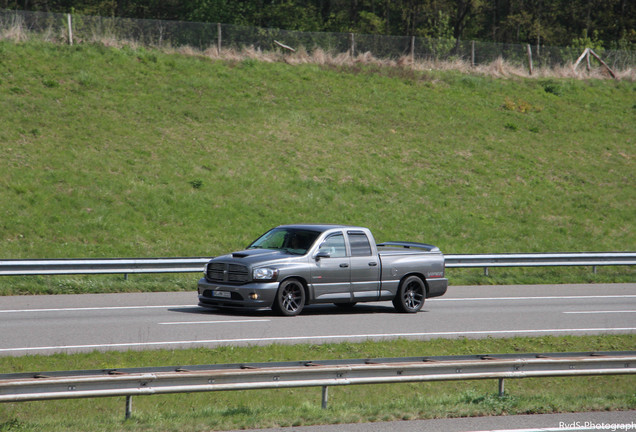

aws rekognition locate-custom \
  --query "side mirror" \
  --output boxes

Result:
[315,251,330,260]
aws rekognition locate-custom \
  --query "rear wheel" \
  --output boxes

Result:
[273,279,306,316]
[393,275,426,313]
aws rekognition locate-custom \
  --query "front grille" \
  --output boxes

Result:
[207,263,226,281]
[206,262,249,284]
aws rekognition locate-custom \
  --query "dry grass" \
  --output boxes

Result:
[0,15,28,42]
[1,23,634,81]
[202,45,635,81]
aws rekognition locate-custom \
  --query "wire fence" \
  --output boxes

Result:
[1,8,635,69]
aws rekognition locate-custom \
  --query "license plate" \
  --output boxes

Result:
[213,290,231,298]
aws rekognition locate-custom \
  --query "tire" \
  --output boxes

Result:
[273,279,306,316]
[392,275,426,313]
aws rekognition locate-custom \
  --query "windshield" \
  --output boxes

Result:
[247,228,321,255]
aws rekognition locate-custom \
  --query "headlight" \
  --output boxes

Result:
[253,267,279,281]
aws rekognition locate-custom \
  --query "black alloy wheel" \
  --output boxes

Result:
[393,275,425,313]
[273,279,306,316]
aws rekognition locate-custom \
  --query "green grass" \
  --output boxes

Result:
[0,335,634,431]
[0,41,633,430]
[0,39,634,294]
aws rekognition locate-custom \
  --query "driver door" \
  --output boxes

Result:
[309,232,351,302]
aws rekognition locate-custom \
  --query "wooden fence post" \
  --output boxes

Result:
[527,44,533,75]
[574,48,617,79]
[589,49,617,79]
[67,13,73,46]
[471,40,475,67]
[350,33,355,58]
[217,23,222,55]
[574,48,590,70]
[411,36,415,66]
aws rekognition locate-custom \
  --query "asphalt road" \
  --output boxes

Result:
[1,283,634,357]
[240,410,636,432]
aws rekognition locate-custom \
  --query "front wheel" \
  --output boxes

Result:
[273,279,306,316]
[393,275,426,313]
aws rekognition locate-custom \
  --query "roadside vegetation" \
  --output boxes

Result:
[0,39,634,293]
[0,335,634,431]
[0,38,634,430]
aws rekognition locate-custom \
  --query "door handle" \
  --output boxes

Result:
[339,263,349,268]
[368,262,378,266]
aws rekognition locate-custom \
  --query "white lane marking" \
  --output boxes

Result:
[3,295,635,314]
[0,305,192,314]
[563,310,636,314]
[2,327,635,354]
[465,427,597,432]
[158,319,270,325]
[431,295,636,302]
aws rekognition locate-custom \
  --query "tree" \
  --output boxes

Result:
[452,0,472,40]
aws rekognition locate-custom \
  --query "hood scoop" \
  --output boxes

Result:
[227,249,283,260]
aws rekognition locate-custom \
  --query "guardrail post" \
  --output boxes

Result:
[321,386,328,409]
[498,378,505,397]
[484,267,489,277]
[125,395,133,419]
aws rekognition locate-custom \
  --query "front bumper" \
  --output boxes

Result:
[197,278,280,309]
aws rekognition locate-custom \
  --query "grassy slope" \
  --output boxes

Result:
[0,40,634,290]
[0,42,634,427]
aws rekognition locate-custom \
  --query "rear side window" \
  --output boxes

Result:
[348,232,372,257]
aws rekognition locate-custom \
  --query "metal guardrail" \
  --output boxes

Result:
[444,252,636,276]
[1,352,634,419]
[444,252,636,268]
[0,257,213,276]
[0,252,634,276]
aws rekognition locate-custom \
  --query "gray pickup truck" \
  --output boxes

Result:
[198,224,447,316]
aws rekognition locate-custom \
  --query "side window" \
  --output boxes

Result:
[348,232,372,257]
[318,234,347,258]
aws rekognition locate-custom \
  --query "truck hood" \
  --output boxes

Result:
[214,249,299,266]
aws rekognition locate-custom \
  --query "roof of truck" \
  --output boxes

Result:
[276,224,365,232]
